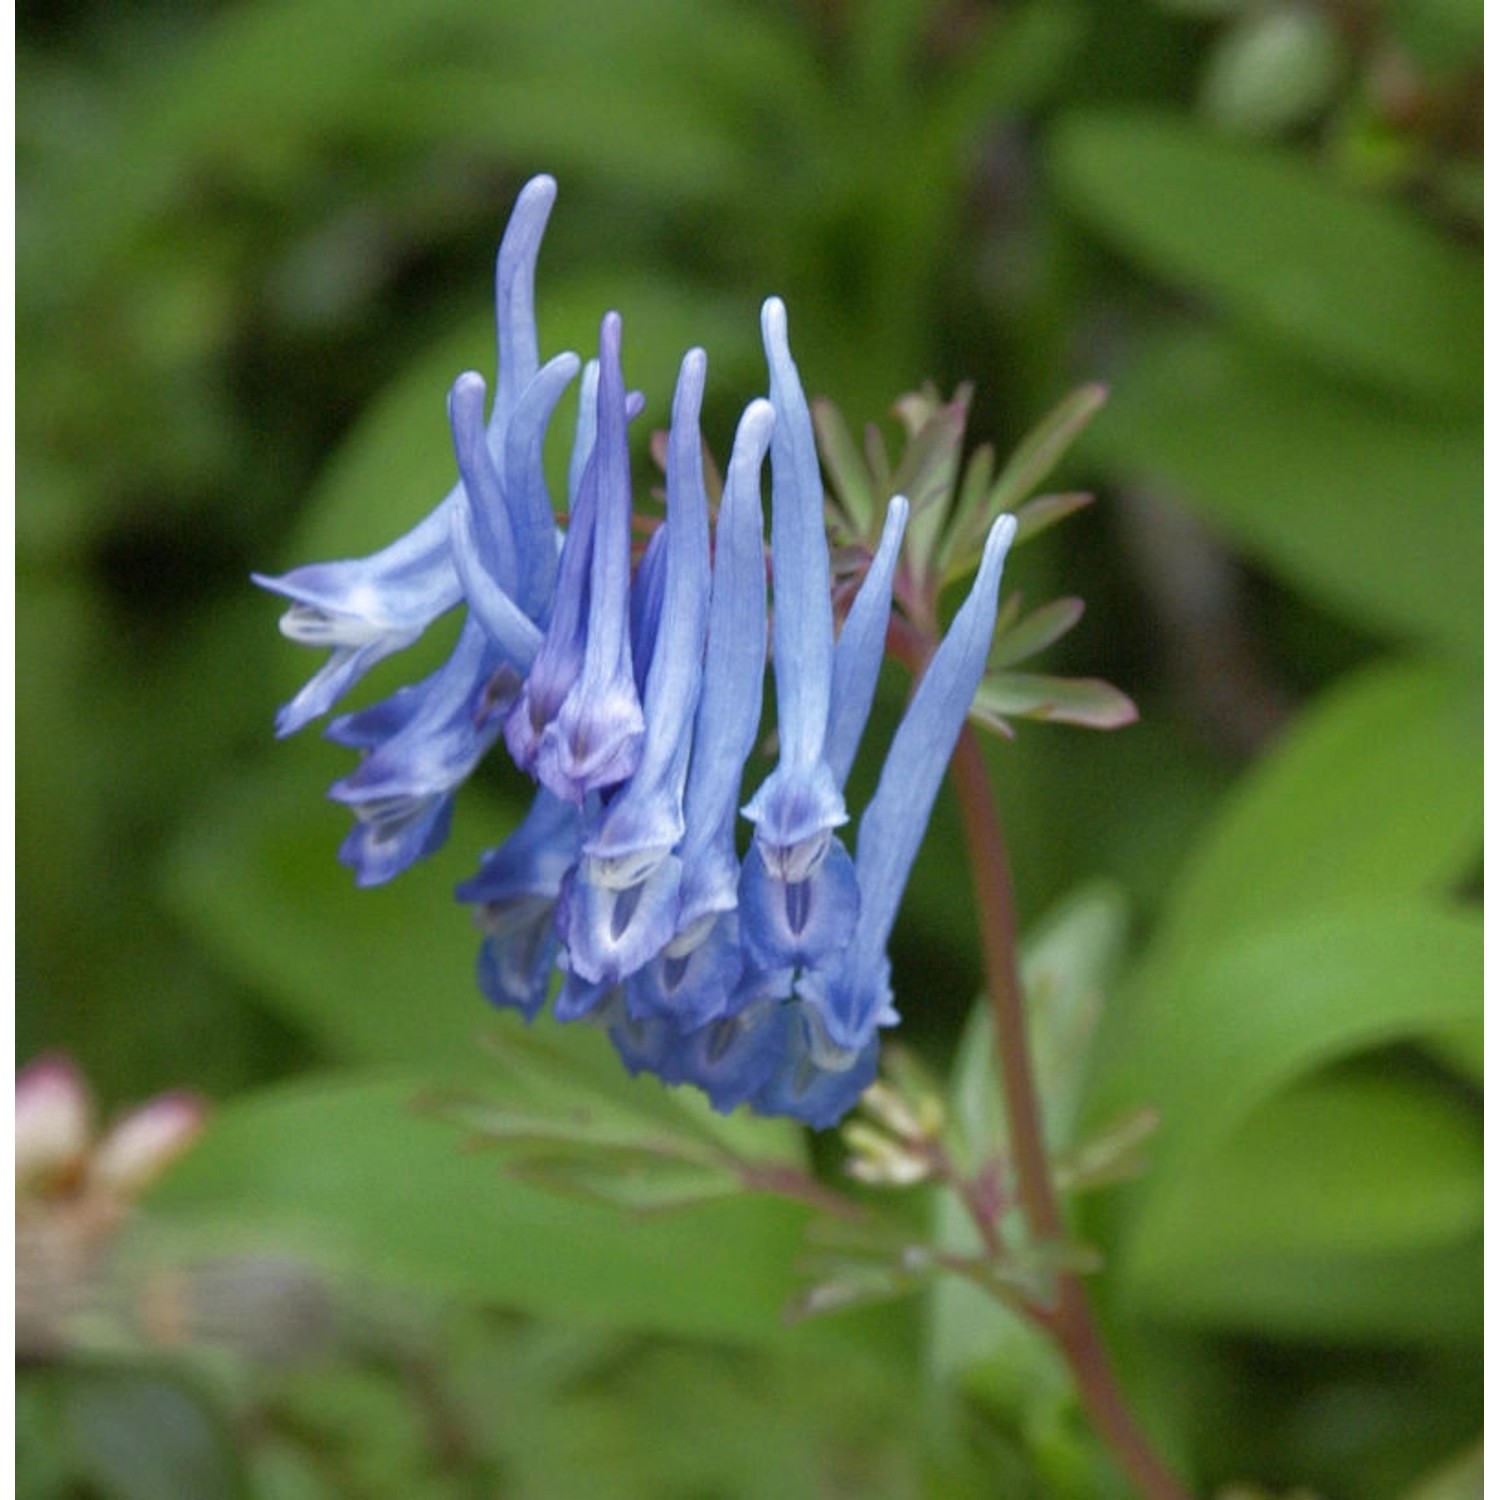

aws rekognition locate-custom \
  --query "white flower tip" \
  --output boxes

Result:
[760,296,789,351]
[448,372,488,437]
[735,397,776,452]
[89,1092,209,1196]
[987,513,1019,558]
[519,173,558,207]
[16,1054,91,1187]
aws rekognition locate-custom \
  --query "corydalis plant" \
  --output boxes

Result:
[256,175,1119,1130]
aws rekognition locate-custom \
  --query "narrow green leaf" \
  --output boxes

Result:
[971,672,1139,730]
[1048,110,1481,406]
[987,384,1108,519]
[942,388,1104,574]
[989,598,1085,670]
[812,396,878,539]
[1010,491,1094,547]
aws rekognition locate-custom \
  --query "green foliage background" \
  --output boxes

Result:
[17,0,1480,1496]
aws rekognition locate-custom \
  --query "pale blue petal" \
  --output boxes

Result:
[737,837,859,973]
[675,398,774,930]
[623,910,745,1029]
[807,515,1016,1054]
[759,297,833,773]
[825,495,909,789]
[560,853,684,986]
[502,352,581,620]
[629,524,669,696]
[490,174,555,417]
[751,1005,880,1129]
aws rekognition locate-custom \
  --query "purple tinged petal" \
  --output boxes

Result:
[825,495,909,789]
[458,788,581,1018]
[449,372,523,594]
[476,901,561,1020]
[504,431,599,775]
[327,617,505,885]
[446,502,545,671]
[568,360,601,505]
[533,313,645,803]
[457,788,581,906]
[336,791,456,889]
[681,993,793,1115]
[629,524,669,696]
[552,967,617,1024]
[584,349,710,878]
[624,910,746,1028]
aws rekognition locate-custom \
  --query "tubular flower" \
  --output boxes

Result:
[260,177,1017,1127]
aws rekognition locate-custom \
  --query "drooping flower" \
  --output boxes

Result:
[255,174,572,737]
[261,177,1022,1129]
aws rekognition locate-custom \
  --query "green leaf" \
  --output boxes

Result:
[1096,901,1480,1341]
[813,396,879,539]
[1142,1071,1480,1265]
[64,1366,244,1500]
[971,672,1139,732]
[989,598,1085,670]
[1048,109,1481,406]
[1085,329,1481,656]
[941,385,1106,577]
[1147,657,1481,975]
[148,1071,816,1345]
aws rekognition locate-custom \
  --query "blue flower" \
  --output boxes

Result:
[255,174,570,737]
[263,177,1020,1128]
[505,313,646,806]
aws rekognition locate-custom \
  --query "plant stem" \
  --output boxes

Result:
[947,726,1190,1500]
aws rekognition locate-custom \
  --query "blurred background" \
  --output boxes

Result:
[16,0,1481,1497]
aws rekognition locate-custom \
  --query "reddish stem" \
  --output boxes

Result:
[946,726,1190,1500]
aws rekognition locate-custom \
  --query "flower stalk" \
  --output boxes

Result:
[946,726,1190,1500]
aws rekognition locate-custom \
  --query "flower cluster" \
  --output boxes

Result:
[258,176,1015,1128]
